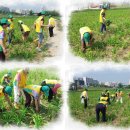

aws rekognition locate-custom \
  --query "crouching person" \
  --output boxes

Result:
[80,89,88,111]
[0,85,12,111]
[96,93,109,122]
[41,80,61,102]
[23,84,50,112]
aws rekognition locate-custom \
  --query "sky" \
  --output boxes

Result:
[74,68,130,84]
[0,0,129,12]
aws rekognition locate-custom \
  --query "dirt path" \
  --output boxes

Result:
[34,20,63,63]
[43,20,63,62]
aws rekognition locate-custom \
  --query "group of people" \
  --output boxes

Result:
[0,68,61,112]
[79,4,110,52]
[0,11,56,61]
[80,89,123,122]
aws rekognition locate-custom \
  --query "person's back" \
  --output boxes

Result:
[49,17,55,27]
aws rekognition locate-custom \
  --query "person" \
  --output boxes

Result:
[96,92,109,122]
[110,94,116,102]
[0,18,10,61]
[34,11,48,52]
[48,15,55,37]
[116,89,123,103]
[79,26,93,52]
[41,80,61,102]
[105,89,111,104]
[99,5,107,33]
[1,72,12,87]
[23,84,50,112]
[18,20,30,41]
[0,85,12,112]
[7,15,15,44]
[13,68,29,109]
[80,89,88,110]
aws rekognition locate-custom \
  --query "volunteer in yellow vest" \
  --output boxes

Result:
[13,68,29,109]
[80,89,88,110]
[99,5,107,33]
[34,11,48,52]
[96,92,109,122]
[48,15,55,37]
[18,20,30,41]
[0,18,10,61]
[79,26,93,52]
[7,15,15,44]
[0,85,12,112]
[1,72,12,87]
[116,89,123,103]
[23,84,50,112]
[41,80,61,102]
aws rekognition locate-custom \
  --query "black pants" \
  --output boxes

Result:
[100,23,106,33]
[0,51,5,62]
[49,27,54,37]
[96,103,106,122]
[23,90,35,107]
[48,88,54,102]
[84,98,88,109]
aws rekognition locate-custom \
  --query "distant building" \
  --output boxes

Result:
[104,82,119,87]
[83,77,99,86]
[12,9,31,15]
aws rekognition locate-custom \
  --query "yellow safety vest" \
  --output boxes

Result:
[79,26,92,38]
[35,16,43,33]
[24,85,41,96]
[81,91,88,99]
[45,79,60,85]
[0,85,4,97]
[49,17,55,27]
[21,24,30,32]
[13,69,27,88]
[99,9,105,23]
[8,19,14,30]
[99,96,108,105]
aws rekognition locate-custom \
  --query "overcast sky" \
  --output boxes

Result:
[0,0,129,12]
[74,69,130,84]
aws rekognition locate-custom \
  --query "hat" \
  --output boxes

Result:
[41,86,49,97]
[4,86,12,97]
[18,20,24,24]
[8,15,13,19]
[40,11,46,15]
[83,32,91,43]
[0,18,10,25]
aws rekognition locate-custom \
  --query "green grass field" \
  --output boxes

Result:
[0,68,62,128]
[68,8,130,62]
[69,88,130,127]
[0,14,60,61]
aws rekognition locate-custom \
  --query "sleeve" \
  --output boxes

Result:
[16,73,21,82]
[0,31,5,40]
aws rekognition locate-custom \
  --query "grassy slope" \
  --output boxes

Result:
[69,88,130,127]
[0,69,62,128]
[68,8,130,62]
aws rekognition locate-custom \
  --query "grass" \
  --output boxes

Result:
[0,68,62,128]
[0,14,60,61]
[69,87,130,127]
[68,8,130,62]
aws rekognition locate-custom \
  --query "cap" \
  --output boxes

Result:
[8,15,13,19]
[41,86,49,97]
[83,32,91,43]
[0,18,10,25]
[4,86,12,97]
